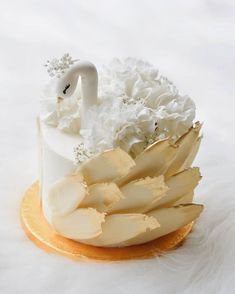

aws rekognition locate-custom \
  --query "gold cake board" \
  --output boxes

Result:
[20,182,194,262]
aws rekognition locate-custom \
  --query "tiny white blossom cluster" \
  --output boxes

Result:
[44,53,76,78]
[74,142,94,164]
[41,58,196,164]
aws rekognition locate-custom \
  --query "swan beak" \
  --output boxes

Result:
[57,96,64,103]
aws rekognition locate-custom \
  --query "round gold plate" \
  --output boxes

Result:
[20,182,194,262]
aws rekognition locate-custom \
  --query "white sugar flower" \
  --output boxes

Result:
[40,93,81,134]
[79,98,157,160]
[155,94,196,141]
[100,58,195,142]
[40,77,82,134]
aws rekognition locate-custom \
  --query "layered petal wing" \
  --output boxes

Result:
[165,122,202,178]
[108,176,168,214]
[147,167,201,211]
[47,121,204,248]
[81,182,123,212]
[48,175,87,216]
[173,191,194,205]
[51,208,105,240]
[124,204,203,246]
[180,136,202,171]
[116,139,177,186]
[80,213,159,247]
[80,148,135,185]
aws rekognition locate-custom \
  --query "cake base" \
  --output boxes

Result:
[20,182,194,262]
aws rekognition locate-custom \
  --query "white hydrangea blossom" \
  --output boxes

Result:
[41,58,196,162]
[80,98,158,158]
[99,58,195,142]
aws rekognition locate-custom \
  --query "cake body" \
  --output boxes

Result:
[39,56,204,247]
[38,120,82,222]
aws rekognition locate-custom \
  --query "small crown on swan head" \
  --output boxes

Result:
[44,53,76,78]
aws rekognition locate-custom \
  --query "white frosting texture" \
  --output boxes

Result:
[41,58,195,161]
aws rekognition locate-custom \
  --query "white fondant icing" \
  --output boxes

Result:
[39,119,81,223]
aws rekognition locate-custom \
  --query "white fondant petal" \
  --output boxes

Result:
[108,176,168,214]
[165,122,202,178]
[52,208,105,240]
[80,213,159,247]
[146,167,201,211]
[116,139,177,186]
[81,148,135,185]
[124,204,203,246]
[48,175,86,216]
[81,182,123,212]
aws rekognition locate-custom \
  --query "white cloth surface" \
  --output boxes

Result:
[0,0,235,293]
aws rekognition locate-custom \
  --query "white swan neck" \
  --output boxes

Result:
[71,61,98,128]
[57,60,98,129]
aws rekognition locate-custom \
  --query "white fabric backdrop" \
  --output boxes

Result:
[0,0,235,293]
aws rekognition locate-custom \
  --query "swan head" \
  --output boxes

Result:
[56,70,78,99]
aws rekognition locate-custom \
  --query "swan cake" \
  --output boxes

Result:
[38,54,203,248]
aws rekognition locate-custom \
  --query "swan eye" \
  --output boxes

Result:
[63,84,70,95]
